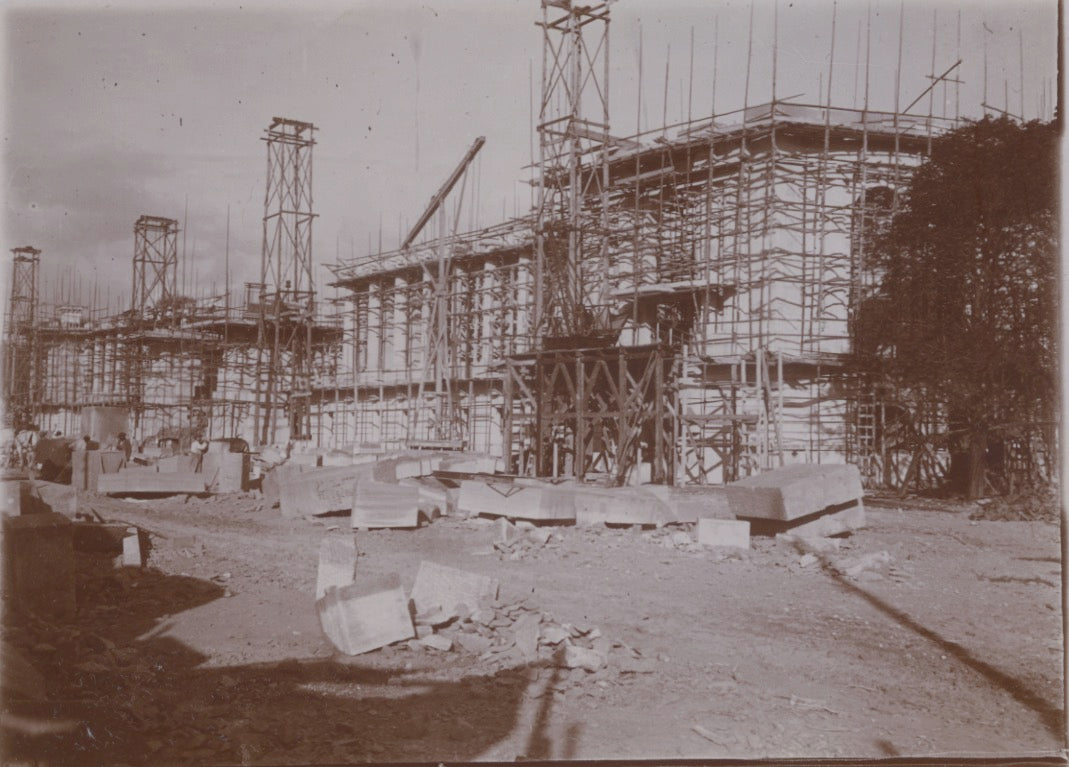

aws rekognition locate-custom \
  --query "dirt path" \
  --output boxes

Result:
[3,486,1063,763]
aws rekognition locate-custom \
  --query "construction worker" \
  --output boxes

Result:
[117,432,132,464]
[190,433,208,471]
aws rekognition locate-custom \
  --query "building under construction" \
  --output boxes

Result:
[4,2,1033,490]
[3,118,347,451]
[326,3,965,490]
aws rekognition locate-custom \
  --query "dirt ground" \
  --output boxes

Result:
[2,481,1065,764]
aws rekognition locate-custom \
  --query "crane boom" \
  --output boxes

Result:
[401,136,486,250]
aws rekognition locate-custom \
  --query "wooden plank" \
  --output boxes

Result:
[315,573,414,655]
[97,470,206,495]
[351,481,419,529]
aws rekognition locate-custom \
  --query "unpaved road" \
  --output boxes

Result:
[3,483,1064,764]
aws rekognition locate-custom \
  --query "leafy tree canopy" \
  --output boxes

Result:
[854,117,1058,490]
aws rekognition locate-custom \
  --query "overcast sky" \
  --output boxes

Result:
[2,0,1058,315]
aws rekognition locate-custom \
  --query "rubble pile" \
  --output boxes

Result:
[409,596,659,679]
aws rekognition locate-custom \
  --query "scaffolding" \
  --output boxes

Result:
[131,216,179,318]
[6,5,1051,490]
[3,246,42,427]
[331,88,959,486]
[254,117,318,446]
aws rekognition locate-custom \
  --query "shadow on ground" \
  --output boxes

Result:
[2,555,576,765]
[823,558,1064,742]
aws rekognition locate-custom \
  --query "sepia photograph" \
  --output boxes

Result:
[0,0,1062,763]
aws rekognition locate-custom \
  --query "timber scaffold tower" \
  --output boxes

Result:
[255,117,317,446]
[3,246,42,427]
[505,0,677,485]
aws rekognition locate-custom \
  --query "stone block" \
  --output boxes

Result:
[3,512,75,620]
[321,450,355,467]
[202,452,249,493]
[1,480,52,517]
[563,644,606,672]
[316,535,357,599]
[289,452,321,468]
[573,486,682,526]
[399,479,450,518]
[97,469,206,495]
[419,634,453,652]
[157,455,200,474]
[722,463,862,521]
[351,482,420,528]
[496,517,521,544]
[456,480,575,522]
[696,518,750,550]
[663,487,734,523]
[315,573,414,655]
[262,467,282,509]
[394,457,442,480]
[409,560,499,618]
[455,632,492,654]
[456,480,504,516]
[778,503,866,537]
[279,464,373,518]
[439,455,500,474]
[80,406,129,446]
[122,528,142,567]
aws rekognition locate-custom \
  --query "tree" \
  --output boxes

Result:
[854,117,1059,498]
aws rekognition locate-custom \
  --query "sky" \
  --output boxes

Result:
[1,0,1058,316]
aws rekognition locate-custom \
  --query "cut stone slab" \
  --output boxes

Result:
[202,452,249,493]
[122,528,142,567]
[663,486,734,523]
[351,481,419,529]
[156,455,200,474]
[3,512,75,620]
[696,518,750,550]
[496,517,521,544]
[456,480,576,522]
[393,456,442,480]
[399,478,449,518]
[419,634,453,652]
[316,536,358,599]
[409,561,499,618]
[563,644,606,672]
[1,480,52,517]
[289,452,321,468]
[279,464,373,518]
[315,573,414,655]
[97,469,206,495]
[439,454,500,474]
[262,468,282,509]
[778,502,868,539]
[455,632,492,654]
[512,612,541,662]
[321,451,355,467]
[721,463,862,522]
[573,486,678,526]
